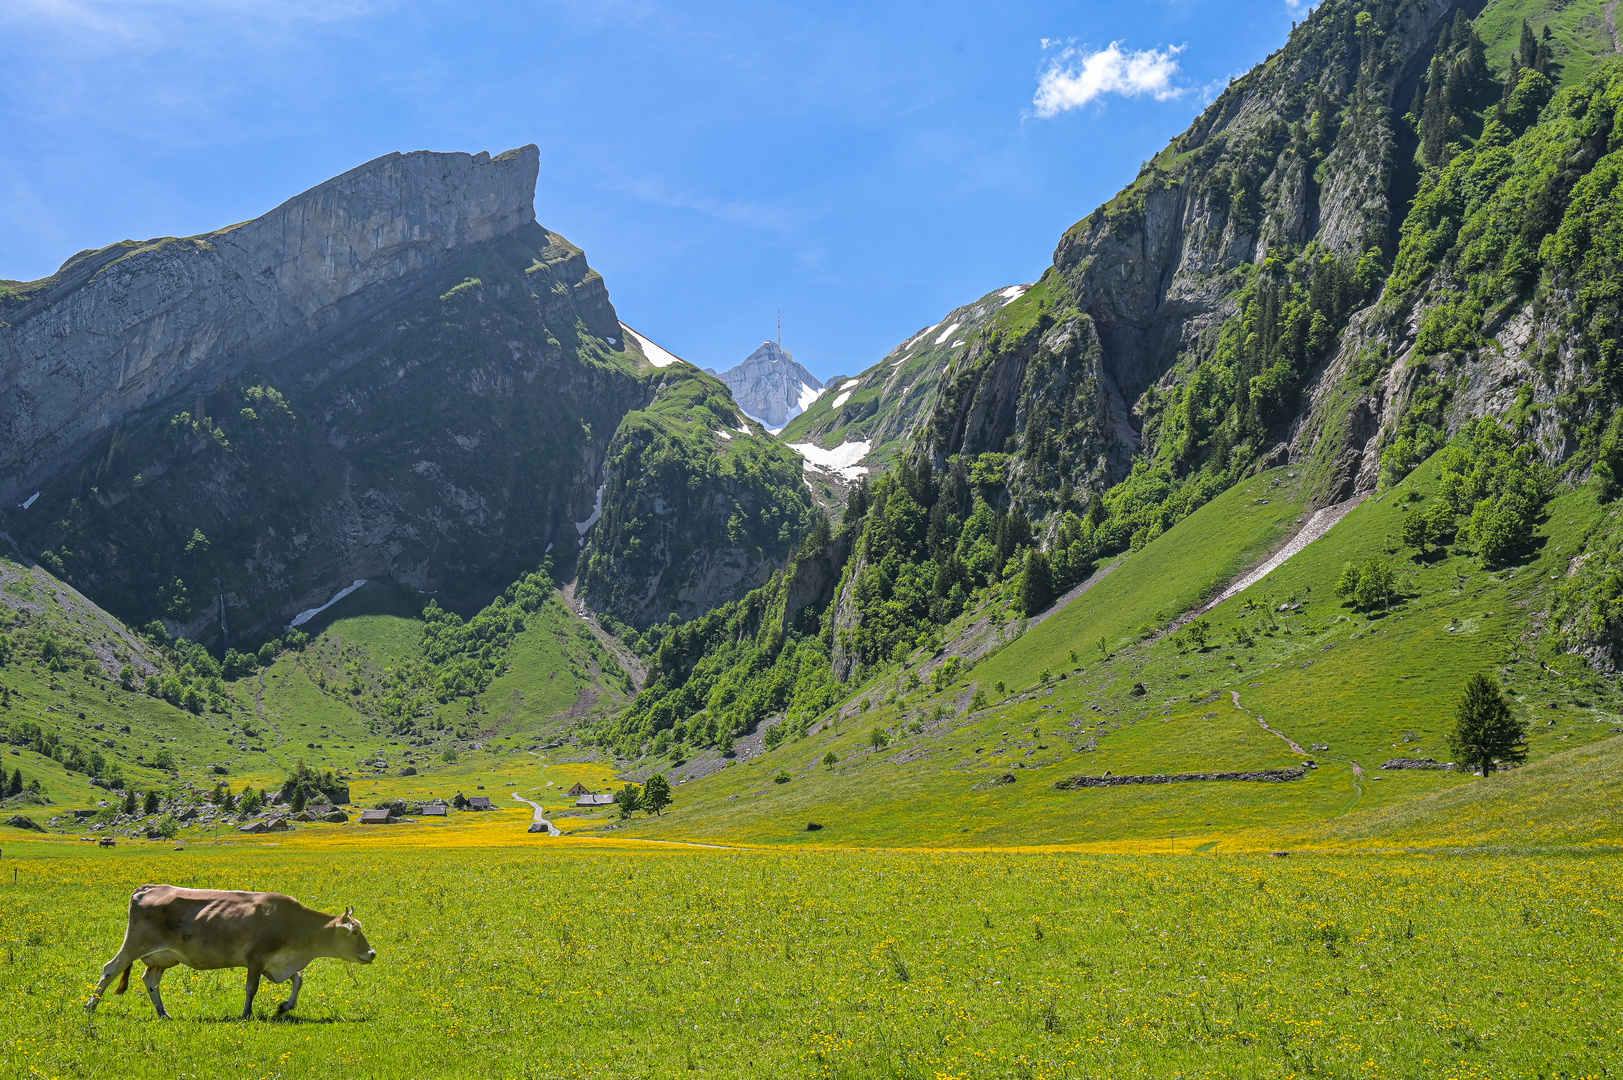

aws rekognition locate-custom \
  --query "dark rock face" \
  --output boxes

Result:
[715,342,822,430]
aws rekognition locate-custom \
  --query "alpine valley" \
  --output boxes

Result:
[5,2,1623,1074]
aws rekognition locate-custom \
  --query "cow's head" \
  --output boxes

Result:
[330,907,377,964]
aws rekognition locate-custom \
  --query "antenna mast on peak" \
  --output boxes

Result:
[777,310,781,346]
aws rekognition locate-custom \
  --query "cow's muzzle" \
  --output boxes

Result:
[361,950,377,964]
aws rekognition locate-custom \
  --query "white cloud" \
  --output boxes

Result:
[1033,42,1187,118]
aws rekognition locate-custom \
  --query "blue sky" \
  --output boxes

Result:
[1,1,1303,382]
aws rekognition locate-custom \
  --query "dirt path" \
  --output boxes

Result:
[1029,556,1126,628]
[510,792,561,836]
[1228,691,1307,754]
[1229,690,1365,811]
[560,581,647,689]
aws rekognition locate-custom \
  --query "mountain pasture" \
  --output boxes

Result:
[1,831,1617,1079]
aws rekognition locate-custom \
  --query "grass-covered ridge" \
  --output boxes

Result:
[579,367,815,629]
[779,282,1034,505]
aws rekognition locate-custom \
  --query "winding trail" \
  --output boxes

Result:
[1229,691,1307,754]
[1229,690,1365,812]
[511,792,561,836]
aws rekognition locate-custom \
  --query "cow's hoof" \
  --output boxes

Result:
[156,1012,172,1021]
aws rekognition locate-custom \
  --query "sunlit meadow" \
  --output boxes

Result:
[0,824,1617,1079]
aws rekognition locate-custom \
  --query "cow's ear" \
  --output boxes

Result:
[344,906,354,920]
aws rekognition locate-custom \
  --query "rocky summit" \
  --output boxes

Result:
[713,341,823,430]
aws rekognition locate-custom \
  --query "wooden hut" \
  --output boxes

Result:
[359,809,395,824]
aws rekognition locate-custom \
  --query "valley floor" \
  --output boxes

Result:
[1,827,1616,1079]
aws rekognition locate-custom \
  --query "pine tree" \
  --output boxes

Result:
[1534,26,1555,77]
[1017,549,1055,616]
[1518,20,1538,71]
[123,789,138,815]
[6,767,22,797]
[142,790,160,815]
[1447,674,1528,776]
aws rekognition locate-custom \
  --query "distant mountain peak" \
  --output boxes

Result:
[715,341,823,430]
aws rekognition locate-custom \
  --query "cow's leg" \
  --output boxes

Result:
[142,963,172,1020]
[242,963,263,1019]
[86,946,140,1013]
[276,969,304,1015]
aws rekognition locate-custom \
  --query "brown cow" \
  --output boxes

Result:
[85,884,377,1019]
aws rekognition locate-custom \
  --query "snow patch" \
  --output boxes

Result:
[934,322,962,345]
[904,325,938,349]
[789,440,871,481]
[796,381,825,412]
[19,492,39,510]
[715,429,732,440]
[999,284,1030,303]
[621,324,683,368]
[950,340,965,347]
[840,378,860,390]
[831,391,852,409]
[575,483,605,536]
[289,580,367,628]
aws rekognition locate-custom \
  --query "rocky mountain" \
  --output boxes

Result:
[0,147,812,643]
[598,0,1623,765]
[713,342,822,430]
[779,284,1031,506]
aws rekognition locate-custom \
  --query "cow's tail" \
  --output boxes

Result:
[114,963,132,995]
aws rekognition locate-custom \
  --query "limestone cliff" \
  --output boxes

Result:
[0,148,810,643]
[0,147,558,506]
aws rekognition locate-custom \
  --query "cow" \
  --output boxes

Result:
[85,884,377,1019]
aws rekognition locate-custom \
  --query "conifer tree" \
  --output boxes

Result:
[1448,674,1528,776]
[1017,549,1054,616]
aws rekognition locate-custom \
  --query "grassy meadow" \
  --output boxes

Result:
[1,828,1619,1080]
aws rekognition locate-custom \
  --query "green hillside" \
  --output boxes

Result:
[0,556,629,831]
[574,427,1621,850]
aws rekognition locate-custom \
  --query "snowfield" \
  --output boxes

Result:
[831,391,852,409]
[790,440,871,481]
[621,324,684,368]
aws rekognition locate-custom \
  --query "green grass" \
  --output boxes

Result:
[594,449,1623,852]
[1,839,1617,1079]
[1477,0,1616,89]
